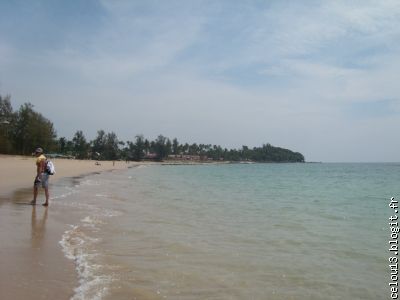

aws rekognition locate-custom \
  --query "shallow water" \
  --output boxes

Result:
[53,163,398,299]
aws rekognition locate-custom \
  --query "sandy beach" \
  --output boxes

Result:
[0,155,133,300]
[0,155,134,198]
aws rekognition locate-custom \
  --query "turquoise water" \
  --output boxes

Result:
[56,163,399,299]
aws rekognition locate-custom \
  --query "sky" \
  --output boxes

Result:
[0,0,399,162]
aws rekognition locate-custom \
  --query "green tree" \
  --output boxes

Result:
[182,143,189,154]
[0,95,14,153]
[12,103,57,155]
[132,134,146,161]
[188,143,198,155]
[103,131,120,160]
[144,139,150,155]
[72,130,89,159]
[154,134,170,160]
[91,130,106,159]
[57,137,67,154]
[165,138,172,157]
[172,137,179,155]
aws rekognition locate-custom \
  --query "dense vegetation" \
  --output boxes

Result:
[0,95,305,162]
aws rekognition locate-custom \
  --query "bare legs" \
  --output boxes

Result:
[43,187,49,206]
[31,185,49,206]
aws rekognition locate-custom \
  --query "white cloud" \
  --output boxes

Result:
[1,0,400,161]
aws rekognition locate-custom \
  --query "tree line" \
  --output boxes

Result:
[0,95,305,162]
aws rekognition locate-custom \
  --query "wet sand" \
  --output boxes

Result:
[0,197,77,299]
[0,155,133,300]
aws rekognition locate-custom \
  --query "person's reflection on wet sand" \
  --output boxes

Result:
[31,206,48,249]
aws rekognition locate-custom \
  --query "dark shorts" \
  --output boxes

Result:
[34,173,49,188]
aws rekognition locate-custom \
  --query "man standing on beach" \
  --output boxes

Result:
[30,147,49,206]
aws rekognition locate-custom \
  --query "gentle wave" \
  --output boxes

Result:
[54,163,397,299]
[59,224,112,300]
[55,179,122,300]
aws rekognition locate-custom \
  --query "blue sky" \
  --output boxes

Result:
[1,0,399,162]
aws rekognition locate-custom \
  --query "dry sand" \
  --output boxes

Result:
[0,155,135,300]
[0,154,133,198]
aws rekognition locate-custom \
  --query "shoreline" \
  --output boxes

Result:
[0,155,246,299]
[0,155,137,300]
[0,154,135,199]
[0,154,223,299]
[0,155,230,199]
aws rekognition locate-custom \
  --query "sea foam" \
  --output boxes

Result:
[60,224,112,300]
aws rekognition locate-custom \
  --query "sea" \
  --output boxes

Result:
[51,163,398,300]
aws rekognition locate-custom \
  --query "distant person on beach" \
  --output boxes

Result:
[30,147,49,206]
